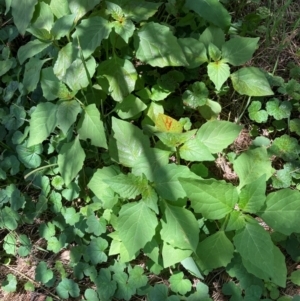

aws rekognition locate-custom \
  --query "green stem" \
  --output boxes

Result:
[237,96,251,123]
[24,163,58,180]
[175,147,180,165]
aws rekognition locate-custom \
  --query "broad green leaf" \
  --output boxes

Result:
[30,2,54,32]
[182,82,208,109]
[56,278,80,299]
[233,222,274,280]
[197,120,242,153]
[53,42,79,80]
[199,25,225,50]
[27,103,58,147]
[238,175,266,213]
[135,22,187,67]
[4,233,16,255]
[162,242,192,268]
[258,189,300,235]
[148,284,181,301]
[160,201,199,251]
[50,0,70,18]
[77,104,107,148]
[97,57,137,102]
[72,16,111,58]
[116,95,147,119]
[181,257,204,280]
[233,147,273,189]
[208,43,221,61]
[88,166,119,209]
[105,173,147,199]
[16,142,42,168]
[185,0,231,30]
[222,37,260,66]
[231,67,274,96]
[39,222,55,240]
[196,231,234,273]
[169,272,192,295]
[0,59,14,76]
[109,117,150,167]
[11,0,38,35]
[58,136,85,186]
[69,0,101,22]
[179,178,237,220]
[271,245,287,287]
[153,164,198,202]
[63,57,96,91]
[269,134,300,161]
[10,188,25,210]
[266,98,292,120]
[0,206,18,230]
[142,185,159,214]
[291,270,300,286]
[117,201,158,258]
[84,289,99,301]
[180,138,215,162]
[86,215,106,236]
[35,261,54,284]
[86,237,108,265]
[51,14,76,39]
[113,272,136,301]
[111,0,161,22]
[155,130,197,148]
[2,274,17,293]
[41,68,74,101]
[177,38,207,68]
[207,60,230,91]
[63,207,80,226]
[57,100,81,134]
[248,100,268,123]
[95,269,117,301]
[128,266,148,290]
[17,39,51,65]
[111,18,135,43]
[290,119,300,135]
[225,211,246,232]
[23,58,48,93]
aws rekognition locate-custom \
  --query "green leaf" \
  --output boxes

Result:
[97,57,137,102]
[199,25,225,49]
[148,284,181,301]
[0,59,14,76]
[30,2,53,32]
[248,100,268,123]
[231,67,274,96]
[116,95,147,119]
[233,222,274,280]
[51,14,76,39]
[63,57,96,91]
[63,207,80,226]
[258,189,300,235]
[24,281,35,292]
[113,272,136,301]
[69,0,101,22]
[118,201,158,258]
[177,38,207,68]
[238,175,266,213]
[180,138,214,162]
[4,233,16,255]
[162,242,192,268]
[196,231,234,273]
[160,201,199,252]
[179,178,237,220]
[86,215,106,236]
[88,166,119,209]
[225,211,246,232]
[85,237,108,265]
[181,257,204,280]
[11,0,38,35]
[153,164,198,202]
[290,270,300,285]
[18,234,32,257]
[105,173,147,199]
[47,234,66,253]
[109,117,150,167]
[35,261,54,284]
[27,102,58,147]
[155,130,197,148]
[84,289,99,301]
[57,100,81,134]
[17,39,51,65]
[95,269,117,301]
[135,22,187,67]
[169,272,192,295]
[128,266,148,290]
[222,37,259,66]
[185,0,231,30]
[58,136,86,186]
[208,43,221,61]
[39,222,55,240]
[2,274,17,293]
[72,16,111,58]
[266,98,292,120]
[56,278,80,299]
[197,120,242,153]
[269,134,300,161]
[182,82,208,109]
[77,104,107,148]
[16,142,42,169]
[23,58,48,93]
[207,60,230,91]
[233,147,273,189]
[290,119,300,136]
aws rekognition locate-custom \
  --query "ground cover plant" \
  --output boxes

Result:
[0,0,300,300]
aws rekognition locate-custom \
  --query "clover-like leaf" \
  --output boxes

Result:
[35,261,54,284]
[290,119,300,136]
[269,134,300,161]
[169,272,192,295]
[2,274,17,293]
[56,278,80,299]
[182,82,208,109]
[266,98,292,120]
[248,101,268,123]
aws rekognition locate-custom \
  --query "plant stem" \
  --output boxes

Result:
[24,163,58,180]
